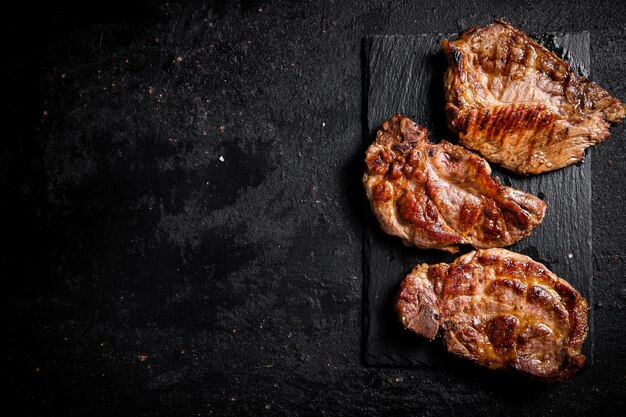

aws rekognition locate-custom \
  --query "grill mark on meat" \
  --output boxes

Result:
[487,315,519,349]
[395,249,589,381]
[372,181,393,202]
[442,264,482,298]
[443,20,625,174]
[363,115,547,252]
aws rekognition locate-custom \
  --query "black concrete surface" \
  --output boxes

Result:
[1,1,625,416]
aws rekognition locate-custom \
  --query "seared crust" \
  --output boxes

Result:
[363,115,547,252]
[395,248,589,381]
[443,20,626,174]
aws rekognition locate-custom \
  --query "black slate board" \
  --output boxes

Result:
[363,33,593,366]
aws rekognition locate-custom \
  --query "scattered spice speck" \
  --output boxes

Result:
[137,354,148,362]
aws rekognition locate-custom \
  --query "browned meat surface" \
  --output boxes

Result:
[363,115,547,252]
[443,20,625,174]
[395,248,588,381]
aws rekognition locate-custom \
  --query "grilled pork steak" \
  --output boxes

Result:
[363,115,546,253]
[443,20,626,174]
[396,248,588,381]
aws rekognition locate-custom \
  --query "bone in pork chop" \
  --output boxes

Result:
[395,248,588,381]
[443,20,625,174]
[363,115,546,253]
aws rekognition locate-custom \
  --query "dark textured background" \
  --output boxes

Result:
[1,1,625,416]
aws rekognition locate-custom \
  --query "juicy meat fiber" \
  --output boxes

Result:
[443,20,626,174]
[396,248,588,381]
[363,115,547,253]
